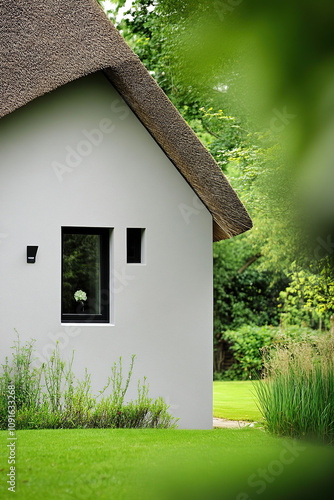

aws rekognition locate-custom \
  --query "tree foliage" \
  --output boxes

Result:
[213,238,289,333]
[98,0,334,373]
[279,258,334,330]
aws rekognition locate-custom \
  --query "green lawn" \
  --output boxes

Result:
[1,383,333,499]
[213,380,262,421]
[1,428,334,500]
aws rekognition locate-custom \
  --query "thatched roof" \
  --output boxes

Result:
[0,0,252,241]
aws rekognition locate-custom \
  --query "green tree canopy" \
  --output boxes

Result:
[97,0,334,338]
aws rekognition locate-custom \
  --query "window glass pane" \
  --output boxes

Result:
[62,233,101,315]
[127,228,144,263]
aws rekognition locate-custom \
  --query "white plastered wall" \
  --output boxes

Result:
[0,72,213,429]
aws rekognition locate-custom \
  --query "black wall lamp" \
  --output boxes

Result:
[27,246,38,264]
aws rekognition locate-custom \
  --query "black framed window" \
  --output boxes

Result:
[127,228,145,264]
[61,227,110,323]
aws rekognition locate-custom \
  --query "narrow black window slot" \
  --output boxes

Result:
[127,228,144,264]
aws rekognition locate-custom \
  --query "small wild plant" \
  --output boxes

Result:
[0,333,177,430]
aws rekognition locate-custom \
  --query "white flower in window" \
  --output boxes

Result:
[74,290,87,302]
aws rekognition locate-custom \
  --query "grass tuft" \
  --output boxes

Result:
[254,333,334,443]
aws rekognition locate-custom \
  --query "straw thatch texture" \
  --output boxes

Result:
[0,0,252,241]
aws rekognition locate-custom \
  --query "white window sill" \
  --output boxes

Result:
[61,323,115,327]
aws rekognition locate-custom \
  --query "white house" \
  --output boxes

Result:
[0,0,252,429]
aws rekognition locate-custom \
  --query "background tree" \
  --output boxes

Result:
[98,0,334,371]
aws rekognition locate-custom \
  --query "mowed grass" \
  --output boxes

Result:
[1,428,334,500]
[213,381,262,421]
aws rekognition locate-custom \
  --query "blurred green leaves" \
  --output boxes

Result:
[161,0,334,260]
[98,0,334,335]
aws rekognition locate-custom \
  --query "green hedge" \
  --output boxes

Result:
[215,325,317,380]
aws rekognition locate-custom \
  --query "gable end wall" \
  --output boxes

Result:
[0,72,213,429]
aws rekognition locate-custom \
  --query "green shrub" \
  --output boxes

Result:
[220,324,317,380]
[212,239,290,373]
[254,334,334,443]
[0,335,177,430]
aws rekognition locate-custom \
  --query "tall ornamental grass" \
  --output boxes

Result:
[254,334,334,443]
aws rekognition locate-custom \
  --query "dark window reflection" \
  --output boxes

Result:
[62,233,101,315]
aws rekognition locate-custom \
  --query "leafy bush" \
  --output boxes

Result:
[0,335,177,430]
[278,259,334,330]
[254,334,334,443]
[220,324,317,380]
[220,325,277,380]
[213,240,289,337]
[212,238,290,373]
